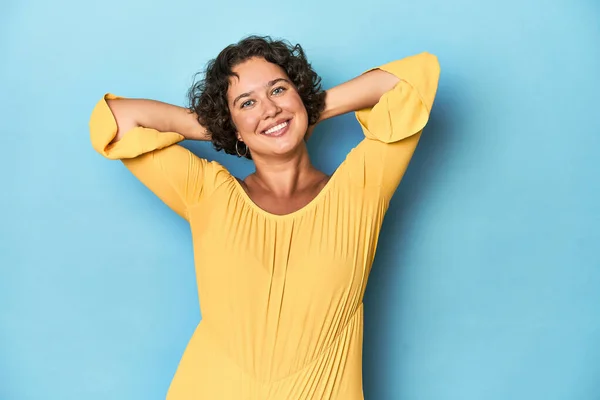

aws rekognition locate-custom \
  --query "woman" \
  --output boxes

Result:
[90,35,439,400]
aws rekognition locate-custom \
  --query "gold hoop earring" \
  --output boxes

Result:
[235,140,248,157]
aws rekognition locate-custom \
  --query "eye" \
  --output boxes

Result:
[240,99,254,109]
[272,86,286,95]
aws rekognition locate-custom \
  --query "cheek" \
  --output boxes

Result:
[285,94,308,118]
[232,112,260,133]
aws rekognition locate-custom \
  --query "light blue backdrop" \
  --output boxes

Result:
[1,0,599,399]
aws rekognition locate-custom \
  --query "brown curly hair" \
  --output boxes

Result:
[187,35,326,160]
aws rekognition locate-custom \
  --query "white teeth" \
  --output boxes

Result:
[264,121,288,135]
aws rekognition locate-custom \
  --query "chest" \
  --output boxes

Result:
[192,208,374,314]
[188,187,386,319]
[238,177,331,216]
[249,193,319,216]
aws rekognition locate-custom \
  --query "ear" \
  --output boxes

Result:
[236,132,243,142]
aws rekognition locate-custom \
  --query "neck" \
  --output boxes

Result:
[249,145,320,197]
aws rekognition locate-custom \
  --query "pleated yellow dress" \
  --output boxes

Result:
[89,52,440,400]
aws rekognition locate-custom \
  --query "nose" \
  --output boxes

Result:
[262,97,281,118]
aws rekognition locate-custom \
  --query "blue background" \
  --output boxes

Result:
[1,0,599,399]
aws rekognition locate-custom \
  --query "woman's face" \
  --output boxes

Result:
[227,57,309,159]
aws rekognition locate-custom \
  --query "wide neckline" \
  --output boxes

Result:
[230,167,341,220]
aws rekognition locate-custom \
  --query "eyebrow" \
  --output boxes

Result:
[232,78,291,106]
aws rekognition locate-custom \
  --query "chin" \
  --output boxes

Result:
[272,142,303,156]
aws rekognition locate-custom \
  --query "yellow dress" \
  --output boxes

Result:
[89,53,440,400]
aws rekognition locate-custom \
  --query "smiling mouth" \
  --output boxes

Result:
[261,120,291,137]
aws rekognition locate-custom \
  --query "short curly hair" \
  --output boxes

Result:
[187,35,326,160]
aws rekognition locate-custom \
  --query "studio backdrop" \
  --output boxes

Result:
[1,0,598,399]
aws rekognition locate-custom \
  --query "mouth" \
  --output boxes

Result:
[261,119,291,137]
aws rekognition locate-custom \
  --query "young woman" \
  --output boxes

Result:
[90,35,439,400]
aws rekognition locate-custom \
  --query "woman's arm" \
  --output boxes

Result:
[107,98,210,143]
[308,53,440,202]
[90,94,224,220]
[304,68,401,140]
[318,68,400,124]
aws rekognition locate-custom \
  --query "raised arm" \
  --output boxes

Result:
[317,52,441,202]
[317,68,400,125]
[90,94,228,220]
[105,96,210,144]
